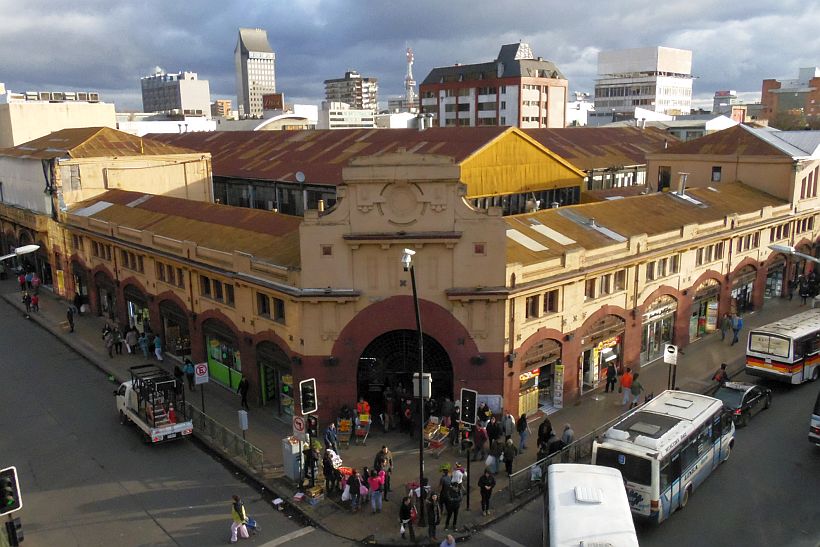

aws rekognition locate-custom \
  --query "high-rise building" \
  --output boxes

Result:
[594,46,693,118]
[324,71,378,112]
[762,67,820,122]
[235,28,276,117]
[140,69,211,117]
[419,42,568,128]
[211,99,232,118]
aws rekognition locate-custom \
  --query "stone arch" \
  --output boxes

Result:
[256,339,294,416]
[576,308,627,395]
[199,314,244,390]
[93,268,117,320]
[730,263,757,313]
[516,329,564,413]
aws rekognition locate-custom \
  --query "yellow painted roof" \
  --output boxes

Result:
[505,182,787,266]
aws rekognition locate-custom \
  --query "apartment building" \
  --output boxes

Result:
[140,70,211,117]
[324,71,378,112]
[235,28,276,117]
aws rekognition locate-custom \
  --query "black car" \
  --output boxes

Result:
[713,382,772,427]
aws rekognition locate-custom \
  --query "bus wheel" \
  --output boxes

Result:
[681,487,691,509]
[722,444,732,462]
[812,369,819,382]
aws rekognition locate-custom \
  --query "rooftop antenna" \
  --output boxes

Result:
[405,46,417,111]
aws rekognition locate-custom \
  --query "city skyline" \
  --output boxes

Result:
[1,0,818,112]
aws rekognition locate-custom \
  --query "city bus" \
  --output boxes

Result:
[543,464,638,547]
[591,390,734,524]
[746,308,820,384]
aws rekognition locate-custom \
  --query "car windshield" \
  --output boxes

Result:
[714,387,744,408]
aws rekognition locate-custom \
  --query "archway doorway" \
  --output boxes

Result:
[357,329,453,419]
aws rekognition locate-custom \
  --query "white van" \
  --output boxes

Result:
[544,463,638,547]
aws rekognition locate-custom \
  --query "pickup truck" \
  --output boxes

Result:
[115,364,193,443]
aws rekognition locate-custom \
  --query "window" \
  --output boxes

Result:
[257,292,270,317]
[711,166,722,182]
[213,279,224,301]
[273,297,286,323]
[321,245,332,257]
[646,262,656,281]
[614,270,626,291]
[156,263,166,282]
[225,284,235,306]
[474,243,485,255]
[176,268,184,288]
[600,274,612,294]
[584,278,597,300]
[543,289,558,313]
[525,295,540,319]
[200,275,211,297]
[658,166,671,191]
[69,165,81,191]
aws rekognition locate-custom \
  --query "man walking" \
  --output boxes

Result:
[324,422,339,453]
[630,373,645,409]
[619,367,634,409]
[730,313,744,346]
[66,306,75,332]
[237,376,250,410]
[604,362,618,393]
[720,313,732,341]
[713,363,731,386]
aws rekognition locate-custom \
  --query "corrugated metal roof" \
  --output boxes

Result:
[524,126,674,170]
[68,190,302,268]
[149,127,509,185]
[505,182,787,266]
[659,125,788,157]
[0,127,197,160]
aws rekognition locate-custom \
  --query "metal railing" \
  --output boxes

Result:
[508,413,623,501]
[184,402,265,474]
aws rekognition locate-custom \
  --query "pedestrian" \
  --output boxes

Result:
[442,482,462,531]
[547,431,565,455]
[113,326,123,355]
[325,422,339,453]
[730,313,743,346]
[630,373,645,409]
[713,363,731,386]
[537,417,553,447]
[426,492,441,542]
[31,273,40,294]
[476,401,490,427]
[440,534,456,547]
[104,329,114,358]
[17,273,25,292]
[536,441,550,461]
[720,313,732,341]
[373,445,393,501]
[501,409,515,442]
[73,292,83,315]
[472,424,489,462]
[173,364,184,392]
[24,271,32,290]
[138,332,149,358]
[561,423,575,445]
[348,469,362,513]
[451,462,466,490]
[237,376,250,410]
[478,468,496,516]
[488,438,503,474]
[22,292,31,313]
[229,494,249,544]
[399,496,416,541]
[30,293,39,312]
[486,415,502,443]
[620,367,634,409]
[153,334,163,361]
[369,469,384,514]
[322,450,337,493]
[516,413,531,451]
[183,358,196,390]
[605,362,618,392]
[66,306,75,332]
[502,438,518,475]
[125,326,138,355]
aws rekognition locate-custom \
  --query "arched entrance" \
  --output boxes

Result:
[519,338,562,413]
[578,314,626,394]
[123,284,150,330]
[640,295,677,365]
[72,261,89,308]
[731,266,756,313]
[689,278,721,341]
[34,240,52,287]
[257,341,293,419]
[159,299,191,357]
[357,329,453,418]
[202,318,242,390]
[93,271,117,320]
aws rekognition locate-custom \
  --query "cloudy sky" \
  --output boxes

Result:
[1,0,818,112]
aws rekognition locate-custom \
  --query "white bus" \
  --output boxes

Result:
[544,464,638,547]
[591,390,734,524]
[746,308,820,384]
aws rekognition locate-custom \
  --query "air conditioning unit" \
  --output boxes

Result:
[38,91,50,101]
[88,92,100,102]
[77,92,88,101]
[50,92,65,101]
[63,92,77,100]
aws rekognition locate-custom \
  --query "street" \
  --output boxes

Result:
[0,297,351,547]
[480,371,820,547]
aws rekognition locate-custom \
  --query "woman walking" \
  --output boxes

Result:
[502,438,518,476]
[516,413,530,451]
[477,468,496,516]
[229,494,249,544]
[399,496,416,541]
[426,492,441,542]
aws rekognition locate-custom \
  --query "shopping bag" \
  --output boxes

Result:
[485,455,495,468]
[400,523,406,535]
[341,484,351,501]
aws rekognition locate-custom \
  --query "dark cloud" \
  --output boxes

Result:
[1,0,817,111]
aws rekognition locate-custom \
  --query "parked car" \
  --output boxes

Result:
[809,389,820,446]
[713,382,772,427]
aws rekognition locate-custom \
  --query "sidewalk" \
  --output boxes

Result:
[2,280,805,545]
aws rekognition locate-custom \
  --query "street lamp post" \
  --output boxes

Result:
[401,248,425,517]
[0,244,40,264]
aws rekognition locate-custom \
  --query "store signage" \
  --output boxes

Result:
[519,368,541,382]
[553,364,564,409]
[643,304,677,321]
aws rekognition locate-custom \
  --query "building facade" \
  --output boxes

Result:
[420,43,568,129]
[594,47,693,118]
[762,67,820,124]
[0,88,115,148]
[324,71,378,112]
[235,28,276,117]
[317,102,377,130]
[140,70,211,117]
[211,99,233,118]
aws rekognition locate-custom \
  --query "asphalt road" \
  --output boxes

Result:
[478,372,820,547]
[0,297,352,547]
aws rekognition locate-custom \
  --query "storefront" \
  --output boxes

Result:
[202,319,242,390]
[123,284,150,332]
[257,341,294,420]
[71,261,89,308]
[731,266,756,313]
[689,279,720,341]
[159,300,191,357]
[519,338,562,413]
[94,271,117,321]
[34,241,53,287]
[640,296,677,365]
[578,315,625,394]
[765,257,786,298]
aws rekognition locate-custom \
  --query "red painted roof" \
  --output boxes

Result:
[149,127,508,185]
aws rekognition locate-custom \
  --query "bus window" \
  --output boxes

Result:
[712,413,723,438]
[595,448,652,486]
[660,458,671,492]
[721,411,733,432]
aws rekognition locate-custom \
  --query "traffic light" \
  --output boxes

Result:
[5,517,23,546]
[306,415,319,438]
[299,378,318,415]
[0,466,22,517]
[460,430,474,452]
[459,388,478,425]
